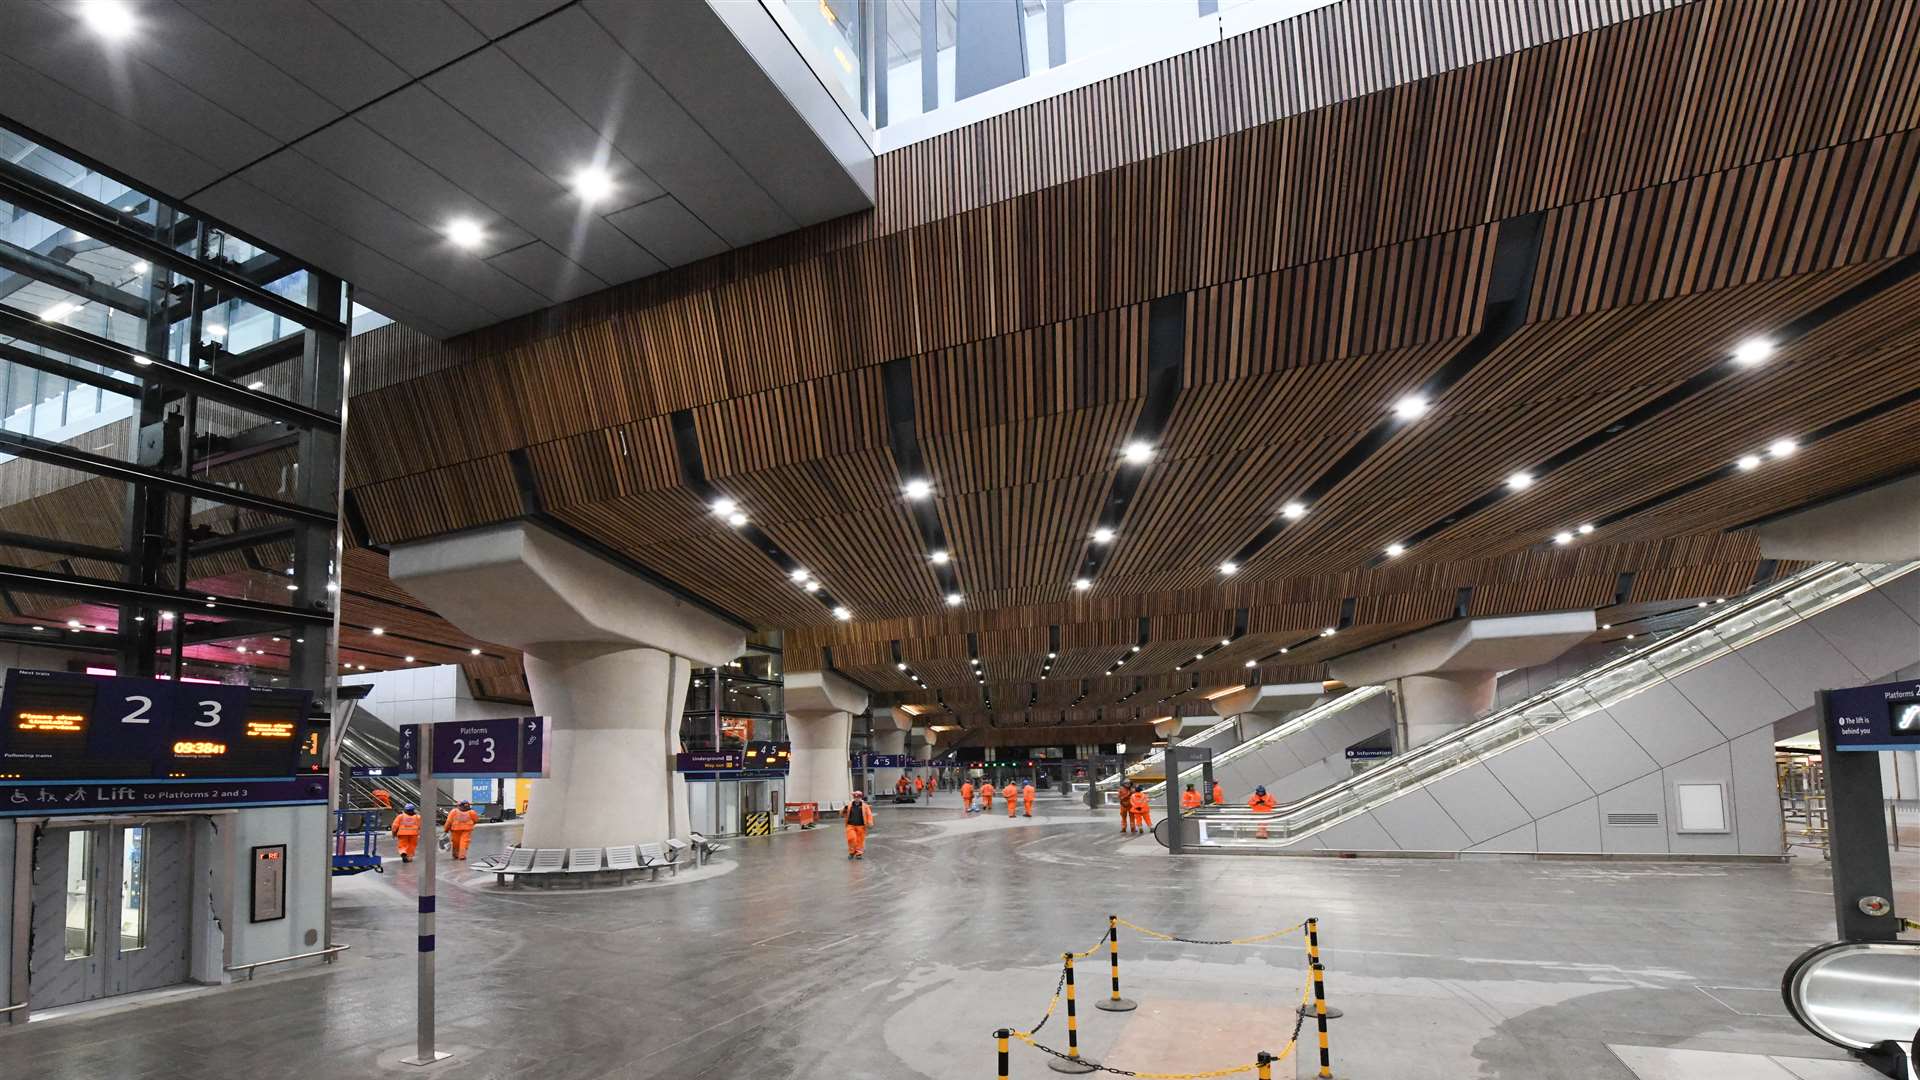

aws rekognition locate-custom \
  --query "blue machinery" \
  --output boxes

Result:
[331,809,384,876]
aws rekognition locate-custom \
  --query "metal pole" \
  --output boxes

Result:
[1096,914,1136,1011]
[1298,917,1344,1019]
[403,723,448,1066]
[995,1028,1010,1080]
[1312,962,1333,1078]
[1047,954,1095,1074]
[1256,1050,1272,1080]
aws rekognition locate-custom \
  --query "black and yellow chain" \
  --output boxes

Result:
[1115,917,1305,947]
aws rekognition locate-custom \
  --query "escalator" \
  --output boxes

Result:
[333,706,424,813]
[1156,560,1919,854]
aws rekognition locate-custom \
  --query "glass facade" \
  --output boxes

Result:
[0,116,348,697]
[681,640,785,751]
[779,0,1307,129]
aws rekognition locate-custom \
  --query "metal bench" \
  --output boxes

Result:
[567,847,603,887]
[604,844,642,883]
[485,846,536,885]
[688,832,725,865]
[525,848,568,883]
[637,842,675,881]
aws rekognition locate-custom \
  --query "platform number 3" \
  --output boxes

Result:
[451,737,496,765]
[194,700,223,727]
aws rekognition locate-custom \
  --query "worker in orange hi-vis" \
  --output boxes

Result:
[913,774,925,798]
[1181,784,1203,811]
[442,800,479,861]
[845,791,873,859]
[1116,782,1134,832]
[391,803,422,863]
[960,779,975,814]
[1127,787,1151,835]
[1004,780,1019,818]
[1211,780,1225,806]
[1248,784,1277,839]
[1022,780,1036,817]
[981,780,997,813]
[369,787,393,810]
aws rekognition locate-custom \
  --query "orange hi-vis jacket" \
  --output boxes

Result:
[1181,790,1202,809]
[444,808,478,833]
[961,782,975,803]
[1248,793,1277,812]
[1128,790,1150,823]
[392,812,422,837]
[1212,782,1225,805]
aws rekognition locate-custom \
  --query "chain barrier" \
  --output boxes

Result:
[1069,929,1110,960]
[1114,917,1306,947]
[1006,970,1314,1080]
[1014,961,1070,1040]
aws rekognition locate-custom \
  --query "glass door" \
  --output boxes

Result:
[29,822,192,1009]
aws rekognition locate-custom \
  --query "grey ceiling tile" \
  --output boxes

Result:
[183,0,411,113]
[500,8,796,247]
[295,120,539,257]
[485,241,601,305]
[0,61,223,198]
[443,0,571,39]
[423,46,662,206]
[0,3,280,174]
[192,174,510,336]
[357,82,658,287]
[311,0,487,77]
[604,196,728,268]
[235,148,548,318]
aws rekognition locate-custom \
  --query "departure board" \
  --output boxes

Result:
[0,669,314,781]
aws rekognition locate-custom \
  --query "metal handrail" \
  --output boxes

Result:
[225,943,350,979]
[1164,560,1917,838]
[0,1002,24,1015]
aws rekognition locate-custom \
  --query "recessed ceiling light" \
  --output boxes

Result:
[1601,623,1612,630]
[285,583,298,591]
[405,655,416,663]
[31,626,43,632]
[1090,527,1115,544]
[1120,441,1154,465]
[1072,578,1091,591]
[1321,627,1336,637]
[77,0,136,40]
[1736,454,1762,471]
[1392,394,1429,420]
[832,606,851,620]
[470,648,482,656]
[67,619,82,628]
[1384,543,1405,558]
[710,497,736,516]
[371,627,384,635]
[1730,337,1774,367]
[1578,523,1595,535]
[903,478,933,500]
[236,646,248,654]
[896,662,907,670]
[726,511,748,527]
[1219,638,1230,646]
[571,166,615,203]
[789,569,810,583]
[1130,645,1140,652]
[1626,633,1636,640]
[1553,532,1573,545]
[1279,647,1289,654]
[445,218,486,249]
[247,380,266,390]
[945,592,964,606]
[802,579,821,592]
[1218,561,1238,575]
[1194,653,1204,660]
[929,550,951,566]
[1280,502,1306,520]
[1505,471,1534,491]
[1768,438,1797,458]
[1244,659,1256,668]
[1047,652,1057,659]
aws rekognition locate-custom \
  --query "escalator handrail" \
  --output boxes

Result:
[1780,939,1920,1052]
[1139,685,1387,798]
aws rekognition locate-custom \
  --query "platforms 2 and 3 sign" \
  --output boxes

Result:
[1824,677,1920,752]
[398,716,549,779]
[0,668,326,816]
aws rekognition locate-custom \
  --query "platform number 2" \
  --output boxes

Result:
[451,737,495,765]
[122,695,153,724]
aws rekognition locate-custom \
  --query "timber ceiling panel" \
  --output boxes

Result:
[312,0,1920,731]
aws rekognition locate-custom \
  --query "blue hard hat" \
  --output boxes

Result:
[1254,787,1266,796]
[404,803,416,812]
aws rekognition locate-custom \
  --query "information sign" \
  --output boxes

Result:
[398,716,549,779]
[677,750,743,772]
[1825,678,1920,751]
[0,668,313,782]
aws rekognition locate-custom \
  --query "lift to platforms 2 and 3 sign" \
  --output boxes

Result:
[0,667,325,815]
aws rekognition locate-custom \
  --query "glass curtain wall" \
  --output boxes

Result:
[0,117,347,712]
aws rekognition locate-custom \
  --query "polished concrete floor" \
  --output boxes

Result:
[4,795,1912,1079]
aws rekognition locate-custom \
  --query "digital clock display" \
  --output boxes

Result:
[0,670,313,781]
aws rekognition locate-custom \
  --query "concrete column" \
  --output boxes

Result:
[784,670,869,807]
[390,522,744,851]
[1393,671,1497,750]
[868,725,908,792]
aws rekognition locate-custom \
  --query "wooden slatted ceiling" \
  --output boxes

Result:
[328,0,1920,728]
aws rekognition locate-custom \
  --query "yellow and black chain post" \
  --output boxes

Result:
[1256,1050,1274,1080]
[1047,953,1097,1074]
[1297,917,1343,1020]
[1311,962,1333,1078]
[1096,914,1138,1012]
[996,1028,1011,1080]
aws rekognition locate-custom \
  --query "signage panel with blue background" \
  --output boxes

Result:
[1825,678,1920,751]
